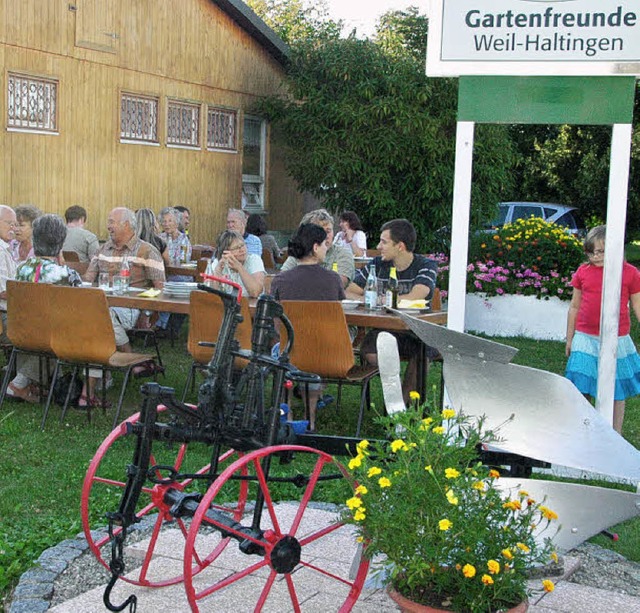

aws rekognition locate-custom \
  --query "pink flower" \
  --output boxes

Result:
[474,280,483,290]
[496,288,504,295]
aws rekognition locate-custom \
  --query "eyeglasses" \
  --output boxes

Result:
[0,220,16,228]
[587,249,605,256]
[229,243,246,252]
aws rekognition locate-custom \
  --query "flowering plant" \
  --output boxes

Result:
[344,399,560,612]
[433,218,584,301]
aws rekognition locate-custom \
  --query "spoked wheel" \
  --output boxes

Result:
[81,406,247,587]
[184,445,370,612]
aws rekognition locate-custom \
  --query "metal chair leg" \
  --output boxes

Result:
[0,348,18,409]
[41,360,60,430]
[113,367,133,429]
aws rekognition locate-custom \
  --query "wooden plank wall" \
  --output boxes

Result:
[0,0,303,243]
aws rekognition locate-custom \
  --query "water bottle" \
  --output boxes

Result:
[386,267,399,309]
[119,255,130,292]
[364,266,377,310]
[204,258,215,287]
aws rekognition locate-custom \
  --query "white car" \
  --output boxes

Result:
[490,202,586,236]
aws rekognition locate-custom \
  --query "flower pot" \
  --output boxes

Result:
[387,586,528,613]
[464,292,569,340]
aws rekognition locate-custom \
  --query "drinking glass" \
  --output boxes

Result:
[113,274,125,295]
[376,279,388,308]
[98,272,110,291]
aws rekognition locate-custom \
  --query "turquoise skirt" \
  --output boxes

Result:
[565,331,640,401]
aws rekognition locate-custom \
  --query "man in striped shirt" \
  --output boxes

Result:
[85,207,165,351]
[348,218,438,402]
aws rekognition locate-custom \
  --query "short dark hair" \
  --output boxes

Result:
[32,214,67,257]
[65,205,87,223]
[246,213,267,236]
[288,223,327,259]
[174,205,190,214]
[381,219,417,252]
[339,211,363,232]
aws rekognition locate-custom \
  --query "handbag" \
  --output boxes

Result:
[52,372,83,407]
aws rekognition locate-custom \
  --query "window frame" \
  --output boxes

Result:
[206,106,238,152]
[120,91,160,145]
[166,98,201,149]
[242,115,267,211]
[7,72,59,134]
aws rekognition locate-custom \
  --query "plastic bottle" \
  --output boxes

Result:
[204,258,215,287]
[119,255,131,292]
[386,267,399,309]
[364,266,377,310]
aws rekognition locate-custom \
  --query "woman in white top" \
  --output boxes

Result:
[210,230,265,298]
[333,210,367,257]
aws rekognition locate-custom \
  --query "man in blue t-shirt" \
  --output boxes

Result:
[348,218,438,402]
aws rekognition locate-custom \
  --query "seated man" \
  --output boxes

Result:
[0,205,17,344]
[62,205,99,263]
[84,207,165,354]
[280,208,355,289]
[347,218,438,401]
[226,208,262,257]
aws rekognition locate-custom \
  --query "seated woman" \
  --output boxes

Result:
[333,210,367,257]
[6,214,82,402]
[246,213,282,264]
[136,208,169,265]
[270,223,345,432]
[209,230,265,298]
[10,205,42,264]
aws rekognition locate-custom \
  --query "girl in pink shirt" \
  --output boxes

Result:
[565,225,640,433]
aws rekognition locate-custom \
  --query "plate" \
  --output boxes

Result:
[341,300,362,310]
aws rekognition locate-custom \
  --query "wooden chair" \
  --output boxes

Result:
[196,257,209,282]
[66,260,89,276]
[279,300,379,436]
[366,249,381,258]
[47,285,156,428]
[261,247,277,273]
[0,282,55,421]
[191,245,215,260]
[62,250,80,262]
[182,291,253,401]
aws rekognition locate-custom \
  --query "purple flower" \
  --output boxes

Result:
[496,288,504,295]
[474,280,483,290]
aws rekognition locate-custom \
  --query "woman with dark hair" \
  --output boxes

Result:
[270,223,345,433]
[246,213,282,263]
[7,214,82,403]
[10,204,42,264]
[136,208,169,265]
[333,210,367,257]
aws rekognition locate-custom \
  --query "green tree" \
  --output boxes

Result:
[255,9,516,251]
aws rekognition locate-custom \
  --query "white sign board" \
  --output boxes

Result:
[427,0,640,76]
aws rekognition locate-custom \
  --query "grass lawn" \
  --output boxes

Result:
[1,319,639,607]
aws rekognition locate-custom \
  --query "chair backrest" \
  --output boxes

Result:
[196,258,208,282]
[261,247,276,272]
[66,260,89,276]
[431,287,442,312]
[49,285,117,364]
[7,281,53,353]
[62,250,80,262]
[192,244,215,260]
[188,291,252,364]
[280,300,354,379]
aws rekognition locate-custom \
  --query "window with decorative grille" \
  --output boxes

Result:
[120,93,158,143]
[207,107,237,151]
[7,73,58,133]
[167,100,200,147]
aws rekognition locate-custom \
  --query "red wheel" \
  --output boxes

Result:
[81,405,247,587]
[184,445,370,612]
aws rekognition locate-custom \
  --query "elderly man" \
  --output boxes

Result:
[226,208,262,256]
[85,207,165,353]
[62,205,99,262]
[0,205,17,342]
[280,208,355,288]
[347,218,438,401]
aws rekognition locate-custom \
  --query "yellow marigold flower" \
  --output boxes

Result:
[462,564,476,578]
[550,551,559,563]
[489,469,500,478]
[446,489,459,505]
[390,439,408,453]
[540,505,559,520]
[367,466,382,478]
[472,481,485,491]
[438,518,453,531]
[516,542,531,553]
[502,548,514,560]
[502,500,522,511]
[445,468,460,479]
[518,490,529,497]
[527,498,536,506]
[346,496,362,509]
[409,390,420,401]
[378,477,392,488]
[432,426,445,435]
[356,536,364,543]
[455,564,461,570]
[348,455,363,470]
[354,485,368,495]
[354,508,366,522]
[425,465,433,473]
[481,574,494,585]
[487,560,500,574]
[542,579,555,592]
[422,417,433,426]
[441,408,455,419]
[356,440,370,452]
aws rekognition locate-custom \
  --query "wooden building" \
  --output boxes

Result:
[0,0,303,243]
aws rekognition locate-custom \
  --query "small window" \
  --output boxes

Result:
[207,107,237,151]
[167,100,200,148]
[555,212,577,230]
[120,93,158,143]
[242,116,266,210]
[512,206,543,222]
[7,73,58,133]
